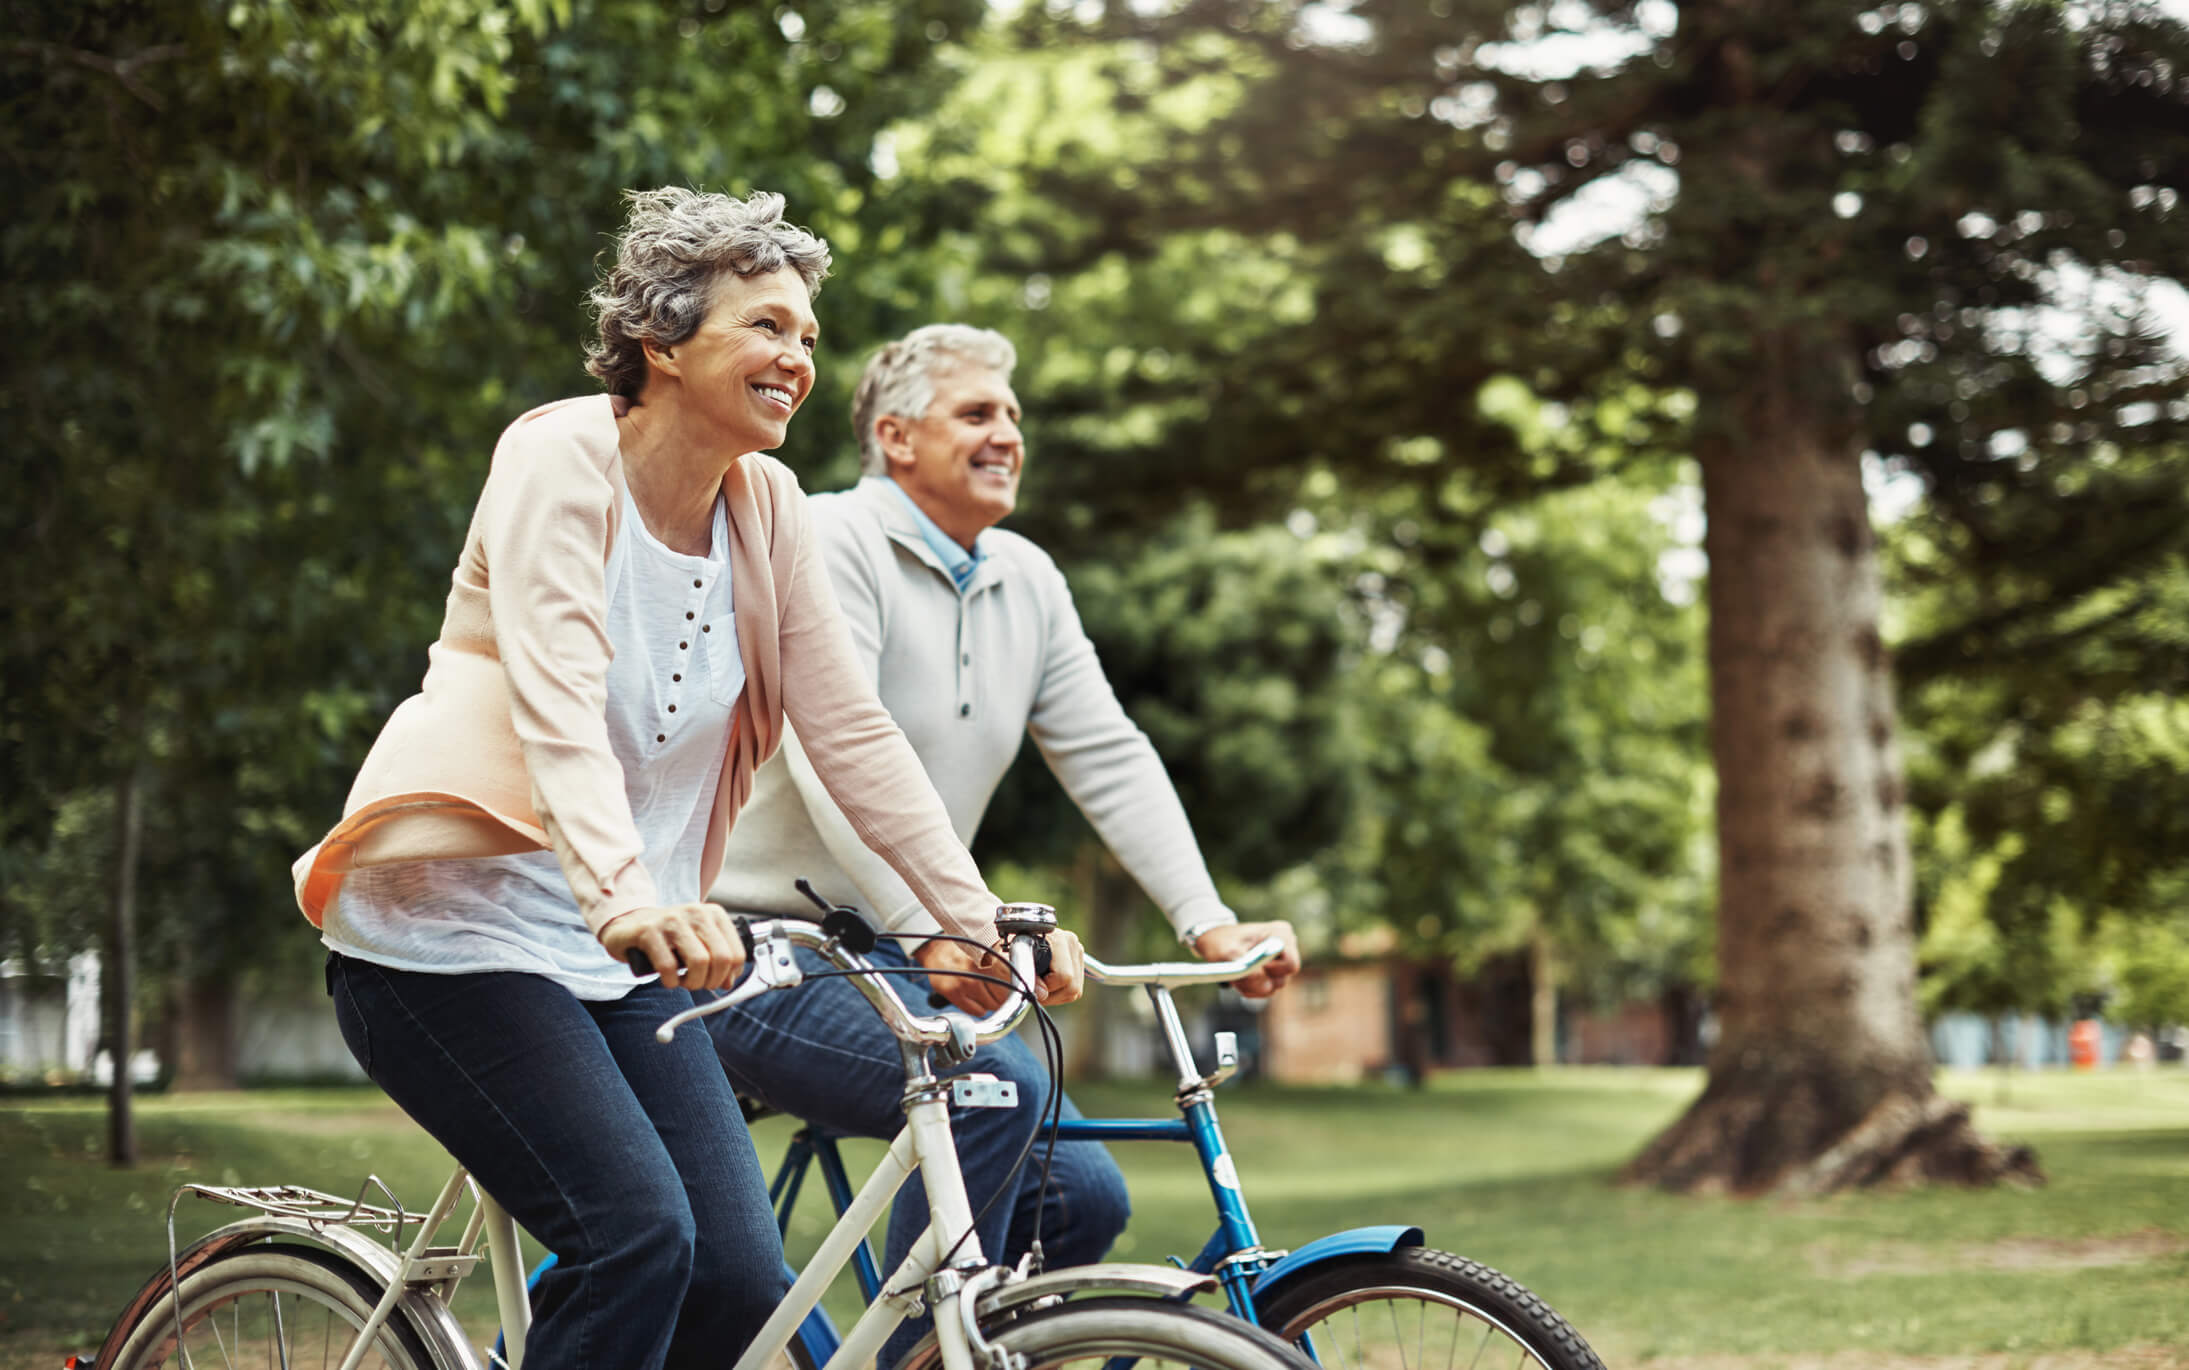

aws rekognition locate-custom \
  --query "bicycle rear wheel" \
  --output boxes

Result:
[105,1246,436,1370]
[1254,1247,1605,1370]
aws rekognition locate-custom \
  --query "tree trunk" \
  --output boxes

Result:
[1528,919,1559,1068]
[167,975,240,1091]
[107,764,143,1167]
[1625,356,2040,1194]
[1062,842,1137,1081]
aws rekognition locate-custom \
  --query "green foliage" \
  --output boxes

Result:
[1,0,991,980]
[1894,457,2189,1017]
[2098,908,2189,1030]
[1330,464,1714,1000]
[1916,806,2094,1020]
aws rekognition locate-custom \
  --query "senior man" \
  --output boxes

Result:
[707,323,1300,1360]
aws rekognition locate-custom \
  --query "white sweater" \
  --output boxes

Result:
[710,477,1234,942]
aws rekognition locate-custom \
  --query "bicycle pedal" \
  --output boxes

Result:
[949,1075,1018,1109]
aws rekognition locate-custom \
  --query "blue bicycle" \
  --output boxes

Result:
[752,940,1606,1370]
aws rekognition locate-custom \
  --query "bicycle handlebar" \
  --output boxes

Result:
[1082,934,1286,988]
[649,911,1054,1048]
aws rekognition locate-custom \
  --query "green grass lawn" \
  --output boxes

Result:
[5,1068,2185,1368]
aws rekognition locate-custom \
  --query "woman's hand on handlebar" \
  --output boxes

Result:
[915,928,1085,1014]
[1191,919,1301,997]
[603,902,748,991]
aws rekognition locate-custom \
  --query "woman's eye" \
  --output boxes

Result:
[802,337,817,353]
[754,318,779,333]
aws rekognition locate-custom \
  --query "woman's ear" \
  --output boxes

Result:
[643,338,681,378]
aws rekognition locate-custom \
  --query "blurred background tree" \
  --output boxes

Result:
[941,0,2187,1190]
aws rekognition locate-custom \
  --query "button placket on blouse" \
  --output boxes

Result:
[659,573,709,745]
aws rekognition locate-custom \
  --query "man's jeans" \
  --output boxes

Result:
[328,954,789,1370]
[707,939,1131,1366]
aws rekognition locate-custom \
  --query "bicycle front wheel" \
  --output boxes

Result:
[908,1295,1314,1370]
[1254,1247,1605,1370]
[105,1246,436,1370]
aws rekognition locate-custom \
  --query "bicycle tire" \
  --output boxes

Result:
[104,1245,437,1370]
[1254,1246,1606,1370]
[900,1294,1315,1370]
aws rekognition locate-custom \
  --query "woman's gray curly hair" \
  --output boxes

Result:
[852,324,1018,475]
[585,187,833,399]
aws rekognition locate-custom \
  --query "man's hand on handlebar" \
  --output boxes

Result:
[916,928,1086,1015]
[1192,920,1301,997]
[604,902,749,991]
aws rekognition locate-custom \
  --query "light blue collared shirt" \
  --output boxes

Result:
[885,478,986,592]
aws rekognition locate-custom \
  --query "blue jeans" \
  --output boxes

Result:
[327,953,789,1370]
[706,939,1131,1366]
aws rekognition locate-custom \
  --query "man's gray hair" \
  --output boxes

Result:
[852,324,1018,475]
[585,187,833,399]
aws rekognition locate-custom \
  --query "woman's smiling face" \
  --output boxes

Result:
[656,265,819,453]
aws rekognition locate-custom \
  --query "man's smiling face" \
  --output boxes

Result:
[882,363,1024,551]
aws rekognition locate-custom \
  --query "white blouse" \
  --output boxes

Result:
[324,490,744,999]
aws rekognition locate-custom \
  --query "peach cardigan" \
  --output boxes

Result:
[292,394,998,943]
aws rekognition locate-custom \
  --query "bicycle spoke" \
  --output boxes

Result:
[1462,1316,1492,1370]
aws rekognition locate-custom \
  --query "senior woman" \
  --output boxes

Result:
[291,187,1083,1370]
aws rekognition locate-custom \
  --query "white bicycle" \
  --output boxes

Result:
[88,904,1313,1370]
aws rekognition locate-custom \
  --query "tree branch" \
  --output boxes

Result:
[4,40,188,111]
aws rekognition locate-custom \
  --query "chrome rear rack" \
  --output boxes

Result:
[173,1176,426,1232]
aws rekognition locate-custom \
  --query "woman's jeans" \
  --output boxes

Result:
[327,953,789,1370]
[706,938,1131,1368]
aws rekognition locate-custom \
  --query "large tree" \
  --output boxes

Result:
[970,0,2187,1189]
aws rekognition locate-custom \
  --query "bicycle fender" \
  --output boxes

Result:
[93,1216,475,1370]
[975,1262,1217,1317]
[1247,1225,1425,1297]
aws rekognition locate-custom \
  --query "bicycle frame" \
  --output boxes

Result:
[771,971,1421,1351]
[496,916,1221,1370]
